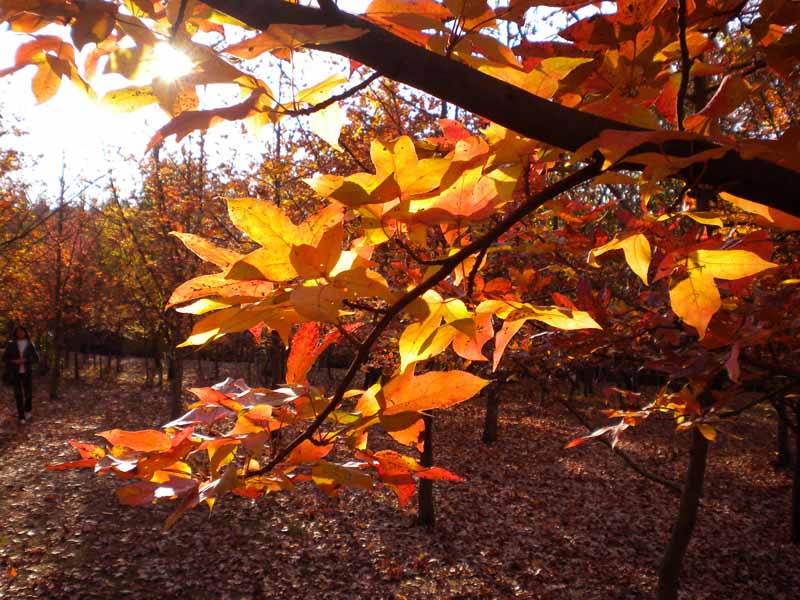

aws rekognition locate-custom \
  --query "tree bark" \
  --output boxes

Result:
[167,352,184,419]
[269,330,286,387]
[792,400,800,544]
[204,0,800,215]
[657,428,710,600]
[144,356,154,387]
[775,400,792,469]
[482,389,500,444]
[418,413,435,527]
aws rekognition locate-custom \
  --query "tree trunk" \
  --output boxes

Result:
[155,352,163,387]
[197,357,205,384]
[775,400,792,469]
[144,357,154,387]
[482,389,500,444]
[115,354,122,373]
[792,400,800,544]
[418,413,435,527]
[269,330,286,387]
[72,352,80,381]
[167,353,184,419]
[657,428,710,600]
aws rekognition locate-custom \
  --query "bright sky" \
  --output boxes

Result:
[0,0,586,200]
[0,1,374,200]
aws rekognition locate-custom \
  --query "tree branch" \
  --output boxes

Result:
[247,158,604,477]
[557,394,682,494]
[276,71,380,116]
[205,0,800,216]
[676,0,692,131]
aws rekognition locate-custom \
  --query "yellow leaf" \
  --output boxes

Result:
[101,85,158,112]
[171,232,242,269]
[312,461,373,494]
[720,192,800,230]
[688,249,777,280]
[588,233,651,285]
[309,101,345,150]
[697,424,717,441]
[289,222,343,279]
[225,198,298,281]
[398,321,457,372]
[668,271,720,338]
[296,74,347,104]
[290,284,346,323]
[507,305,602,331]
[657,211,724,228]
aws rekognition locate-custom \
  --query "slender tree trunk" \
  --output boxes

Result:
[144,357,154,387]
[269,330,286,387]
[49,174,66,400]
[792,400,800,544]
[775,400,792,469]
[167,352,184,419]
[418,413,435,527]
[73,351,80,381]
[482,388,500,444]
[657,428,710,600]
[155,352,163,388]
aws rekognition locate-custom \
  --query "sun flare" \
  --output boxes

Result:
[151,42,194,81]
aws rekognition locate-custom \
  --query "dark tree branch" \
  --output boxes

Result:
[205,0,800,216]
[676,0,692,131]
[247,158,604,477]
[276,71,380,116]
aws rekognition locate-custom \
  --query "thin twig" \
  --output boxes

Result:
[466,246,488,298]
[557,394,682,494]
[247,158,604,478]
[276,72,380,117]
[171,0,190,39]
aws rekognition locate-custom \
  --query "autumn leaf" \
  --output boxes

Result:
[284,439,333,465]
[688,249,777,280]
[588,233,651,285]
[669,271,720,339]
[381,370,489,415]
[720,192,800,230]
[311,461,373,497]
[97,429,171,452]
[309,101,346,150]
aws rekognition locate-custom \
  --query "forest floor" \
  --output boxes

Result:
[0,359,798,599]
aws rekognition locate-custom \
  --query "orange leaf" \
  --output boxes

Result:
[97,429,171,452]
[382,370,489,415]
[283,439,333,465]
[286,322,344,384]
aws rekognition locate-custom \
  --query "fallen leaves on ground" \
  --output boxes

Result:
[0,359,797,599]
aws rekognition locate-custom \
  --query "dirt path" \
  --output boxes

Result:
[0,371,797,599]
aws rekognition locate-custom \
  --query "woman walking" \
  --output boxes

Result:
[4,325,39,424]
